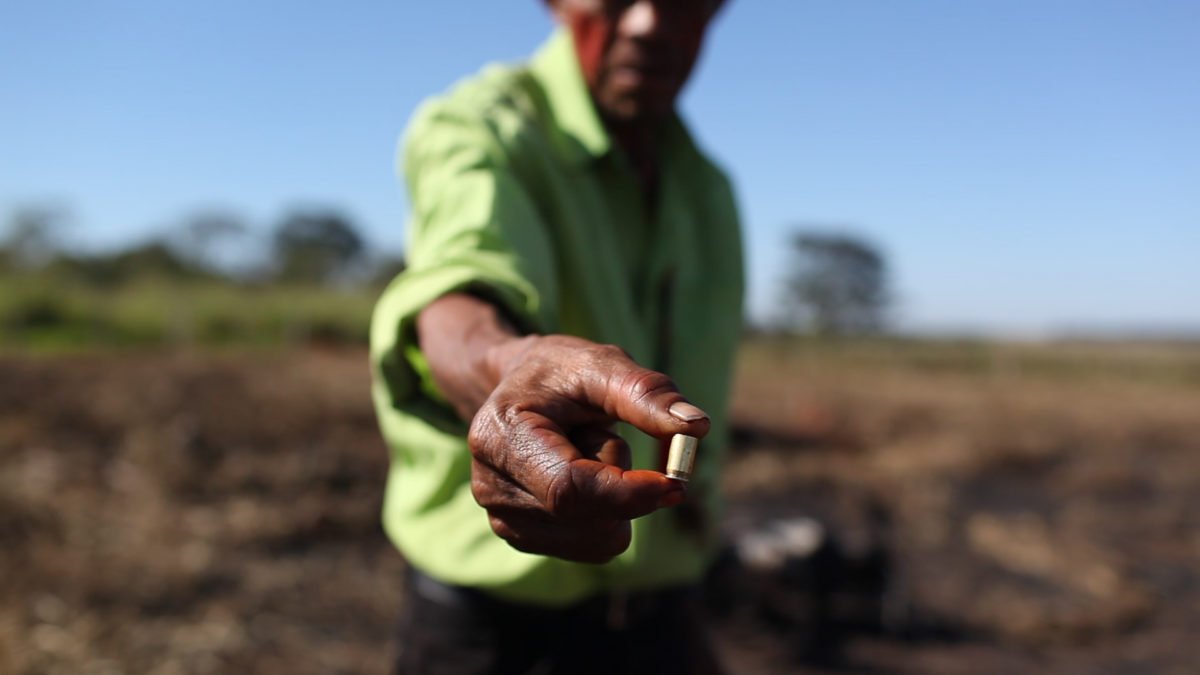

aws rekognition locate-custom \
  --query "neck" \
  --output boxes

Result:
[606,116,666,203]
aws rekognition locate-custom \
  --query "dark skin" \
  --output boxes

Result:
[417,0,723,565]
[549,0,720,195]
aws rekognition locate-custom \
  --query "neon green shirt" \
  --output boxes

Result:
[370,30,743,606]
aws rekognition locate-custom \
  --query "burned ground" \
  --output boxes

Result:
[1,343,1197,673]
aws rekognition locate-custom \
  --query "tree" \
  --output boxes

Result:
[368,252,407,289]
[781,230,890,336]
[2,206,68,270]
[175,210,248,274]
[271,210,364,283]
[44,240,206,286]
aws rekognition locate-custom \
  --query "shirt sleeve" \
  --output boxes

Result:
[371,98,558,415]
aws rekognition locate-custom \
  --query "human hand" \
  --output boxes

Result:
[468,334,710,563]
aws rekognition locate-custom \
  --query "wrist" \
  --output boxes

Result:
[483,334,540,388]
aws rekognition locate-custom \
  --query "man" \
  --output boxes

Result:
[370,1,741,672]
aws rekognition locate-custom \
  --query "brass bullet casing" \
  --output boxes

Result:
[666,434,699,482]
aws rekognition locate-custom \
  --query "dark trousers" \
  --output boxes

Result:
[392,569,723,675]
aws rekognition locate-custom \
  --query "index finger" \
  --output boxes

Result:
[578,347,712,441]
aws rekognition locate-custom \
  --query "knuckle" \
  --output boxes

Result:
[595,343,631,361]
[578,343,629,372]
[496,526,540,556]
[622,369,677,406]
[466,409,501,456]
[470,474,498,506]
[502,402,536,431]
[544,467,578,519]
[468,403,534,463]
[487,515,517,543]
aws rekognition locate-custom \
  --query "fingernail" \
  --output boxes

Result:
[657,491,685,509]
[668,401,708,423]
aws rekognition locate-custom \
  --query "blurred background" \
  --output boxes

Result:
[1,1,1197,673]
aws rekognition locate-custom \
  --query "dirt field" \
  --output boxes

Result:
[1,342,1197,674]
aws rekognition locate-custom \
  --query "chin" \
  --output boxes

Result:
[601,92,676,126]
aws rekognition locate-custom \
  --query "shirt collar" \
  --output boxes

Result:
[528,29,613,165]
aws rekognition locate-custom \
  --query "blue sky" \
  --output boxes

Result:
[2,1,1197,334]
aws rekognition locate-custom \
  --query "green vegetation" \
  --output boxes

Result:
[1,205,396,351]
[1,273,380,351]
[4,207,1196,377]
